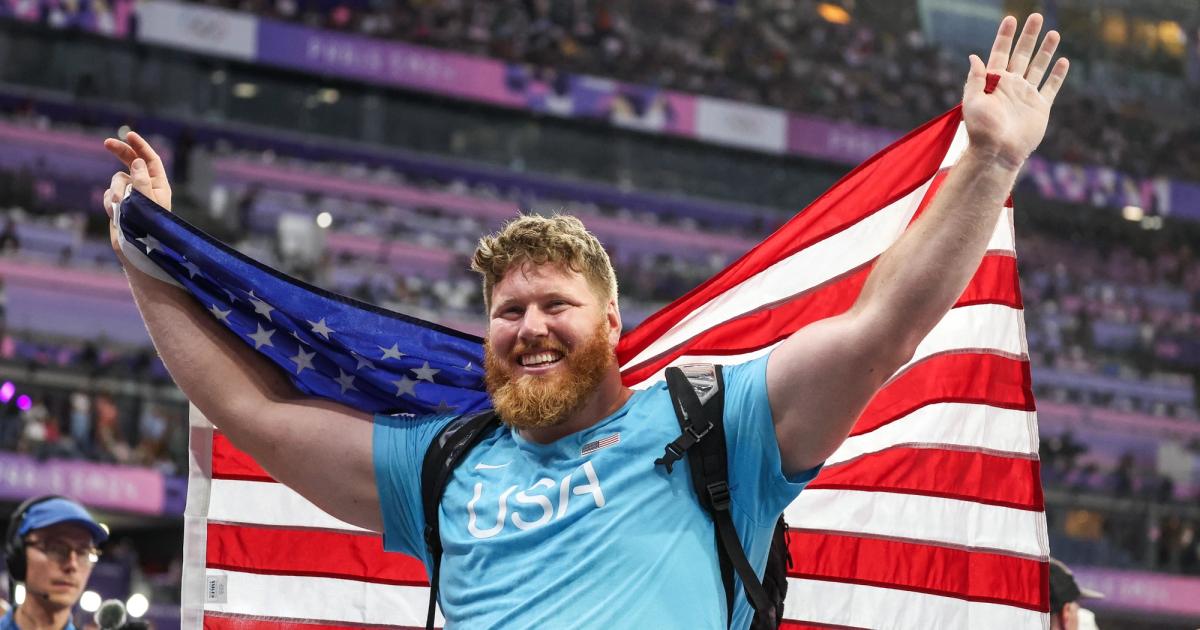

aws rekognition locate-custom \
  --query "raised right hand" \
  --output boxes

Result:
[102,131,173,252]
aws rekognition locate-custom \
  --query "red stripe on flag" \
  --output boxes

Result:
[809,448,1044,511]
[206,522,429,587]
[852,353,1034,437]
[618,108,963,364]
[959,254,1021,309]
[784,530,1049,612]
[212,432,274,482]
[620,253,1020,385]
[204,612,422,630]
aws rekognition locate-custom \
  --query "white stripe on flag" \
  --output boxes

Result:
[784,489,1048,559]
[208,478,369,532]
[939,122,970,169]
[622,178,933,370]
[897,303,1026,374]
[783,576,1046,629]
[204,569,437,626]
[827,402,1039,466]
[986,205,1015,252]
[627,302,1026,390]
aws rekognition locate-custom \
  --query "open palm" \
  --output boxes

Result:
[962,14,1069,169]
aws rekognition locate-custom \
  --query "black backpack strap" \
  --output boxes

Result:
[661,365,774,628]
[419,410,501,630]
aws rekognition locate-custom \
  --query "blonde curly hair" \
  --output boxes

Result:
[472,214,618,312]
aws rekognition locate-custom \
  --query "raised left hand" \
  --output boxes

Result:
[962,13,1069,169]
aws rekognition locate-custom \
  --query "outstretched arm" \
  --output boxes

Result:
[104,133,382,532]
[769,14,1069,475]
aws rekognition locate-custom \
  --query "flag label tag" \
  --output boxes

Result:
[206,574,228,603]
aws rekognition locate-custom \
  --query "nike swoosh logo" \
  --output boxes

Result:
[474,462,511,470]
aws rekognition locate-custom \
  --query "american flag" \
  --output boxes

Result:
[117,105,1047,629]
[580,433,621,456]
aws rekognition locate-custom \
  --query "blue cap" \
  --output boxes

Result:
[17,498,108,545]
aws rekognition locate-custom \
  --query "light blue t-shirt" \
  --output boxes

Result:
[374,355,819,628]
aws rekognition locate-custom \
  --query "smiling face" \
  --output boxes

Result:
[484,262,622,430]
[22,523,95,611]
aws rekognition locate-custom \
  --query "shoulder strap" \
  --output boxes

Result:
[662,365,774,628]
[419,410,501,630]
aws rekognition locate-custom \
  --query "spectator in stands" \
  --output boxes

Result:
[1048,557,1104,630]
[92,394,129,464]
[0,219,18,254]
[66,392,92,459]
[2,496,108,630]
[17,402,56,461]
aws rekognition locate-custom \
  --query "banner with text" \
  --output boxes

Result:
[1072,566,1200,619]
[0,452,168,514]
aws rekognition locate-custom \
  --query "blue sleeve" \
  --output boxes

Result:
[373,413,456,561]
[721,355,822,525]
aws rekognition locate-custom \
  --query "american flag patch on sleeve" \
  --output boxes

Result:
[581,433,620,456]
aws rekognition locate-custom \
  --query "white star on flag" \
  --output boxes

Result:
[247,291,276,321]
[208,304,231,324]
[247,324,275,349]
[351,352,375,371]
[391,376,417,398]
[412,361,440,382]
[335,369,357,394]
[182,259,201,278]
[222,288,239,303]
[309,318,334,339]
[137,235,161,254]
[290,347,316,375]
[379,343,405,361]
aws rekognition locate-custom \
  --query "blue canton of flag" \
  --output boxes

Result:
[116,189,491,417]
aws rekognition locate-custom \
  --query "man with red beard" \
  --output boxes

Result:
[101,13,1067,629]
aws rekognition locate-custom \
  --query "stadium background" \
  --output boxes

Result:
[0,0,1198,627]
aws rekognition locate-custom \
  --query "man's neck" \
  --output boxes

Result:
[16,600,70,630]
[519,370,633,444]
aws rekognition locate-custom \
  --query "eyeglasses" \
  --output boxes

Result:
[25,539,101,566]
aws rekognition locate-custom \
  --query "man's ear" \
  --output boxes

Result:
[607,298,622,344]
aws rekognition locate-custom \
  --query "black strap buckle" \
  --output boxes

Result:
[686,421,712,441]
[707,481,731,511]
[655,440,687,473]
[655,419,715,474]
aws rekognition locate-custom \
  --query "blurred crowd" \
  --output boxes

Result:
[188,0,1200,181]
[1043,431,1200,575]
[0,384,186,474]
[1022,231,1200,419]
[0,165,183,472]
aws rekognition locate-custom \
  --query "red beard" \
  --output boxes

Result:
[484,318,615,431]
